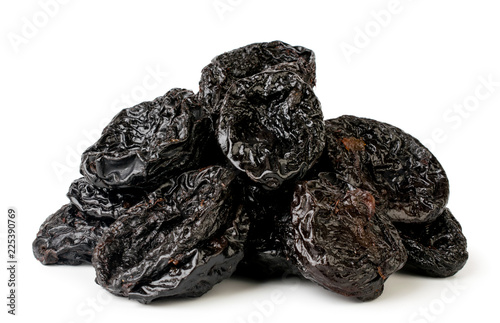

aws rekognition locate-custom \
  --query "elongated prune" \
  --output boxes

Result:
[81,88,212,189]
[67,177,147,219]
[395,208,468,277]
[33,204,113,265]
[218,70,325,190]
[199,40,316,117]
[93,166,249,303]
[288,177,407,300]
[236,183,300,279]
[324,115,449,223]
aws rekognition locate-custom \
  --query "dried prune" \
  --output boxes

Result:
[324,115,449,223]
[92,166,249,303]
[33,204,113,265]
[395,208,468,277]
[67,177,147,219]
[236,183,300,279]
[288,177,407,300]
[199,40,316,117]
[80,88,212,189]
[218,70,325,190]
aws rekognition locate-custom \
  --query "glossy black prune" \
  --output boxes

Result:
[67,177,147,219]
[33,204,113,265]
[199,40,316,117]
[92,166,249,303]
[288,177,407,301]
[80,88,212,189]
[324,115,449,223]
[218,70,325,190]
[395,208,468,277]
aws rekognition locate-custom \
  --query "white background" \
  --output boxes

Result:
[1,1,499,322]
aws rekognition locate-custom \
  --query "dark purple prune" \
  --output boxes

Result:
[218,70,325,190]
[236,183,300,279]
[67,177,147,219]
[92,166,249,303]
[324,115,449,223]
[199,40,316,117]
[288,177,407,301]
[80,88,212,189]
[33,204,113,265]
[395,208,468,277]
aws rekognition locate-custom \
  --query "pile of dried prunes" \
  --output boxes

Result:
[33,41,468,303]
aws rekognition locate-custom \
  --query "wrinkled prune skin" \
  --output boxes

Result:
[324,115,449,223]
[218,70,325,190]
[81,88,212,189]
[33,204,113,265]
[288,177,407,301]
[236,183,300,279]
[199,40,316,117]
[93,166,249,303]
[67,177,147,219]
[395,208,468,277]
